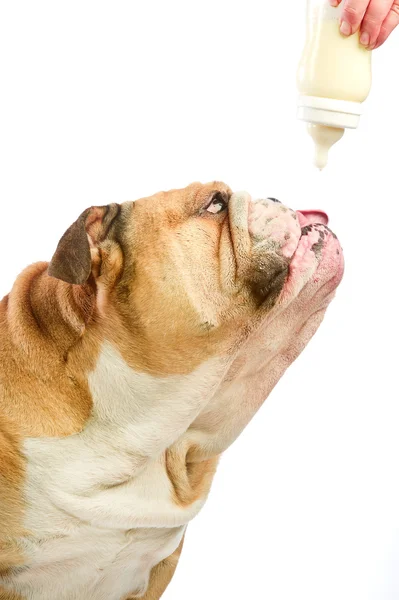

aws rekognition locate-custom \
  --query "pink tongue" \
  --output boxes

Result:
[297,210,329,227]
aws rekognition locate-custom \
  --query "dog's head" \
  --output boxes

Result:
[49,181,343,376]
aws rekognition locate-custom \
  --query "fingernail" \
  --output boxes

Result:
[360,31,370,46]
[340,21,351,36]
[330,0,339,5]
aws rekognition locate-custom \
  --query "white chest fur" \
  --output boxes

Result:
[6,344,226,600]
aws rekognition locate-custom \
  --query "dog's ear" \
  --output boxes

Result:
[48,204,121,285]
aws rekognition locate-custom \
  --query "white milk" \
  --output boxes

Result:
[297,0,372,169]
[307,123,344,170]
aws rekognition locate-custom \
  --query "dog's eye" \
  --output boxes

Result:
[205,192,229,215]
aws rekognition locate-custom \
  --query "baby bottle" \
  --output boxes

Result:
[297,0,372,169]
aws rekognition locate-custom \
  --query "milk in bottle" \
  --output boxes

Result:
[297,0,372,169]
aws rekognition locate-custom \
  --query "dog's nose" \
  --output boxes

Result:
[247,197,302,261]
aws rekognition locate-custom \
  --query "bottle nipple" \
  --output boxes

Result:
[307,123,345,170]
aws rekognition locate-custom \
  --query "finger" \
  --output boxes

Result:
[329,0,343,6]
[339,0,370,36]
[373,0,399,47]
[359,0,393,47]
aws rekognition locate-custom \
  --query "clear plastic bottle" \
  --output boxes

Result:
[297,0,372,169]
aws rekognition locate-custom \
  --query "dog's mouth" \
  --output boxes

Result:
[295,207,339,255]
[296,209,329,228]
[277,206,344,309]
[295,208,338,260]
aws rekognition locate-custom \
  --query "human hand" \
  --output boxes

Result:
[329,0,399,48]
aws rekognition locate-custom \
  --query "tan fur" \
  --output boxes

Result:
[0,415,24,574]
[0,265,97,438]
[0,589,23,600]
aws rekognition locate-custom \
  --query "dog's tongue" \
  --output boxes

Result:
[297,210,329,227]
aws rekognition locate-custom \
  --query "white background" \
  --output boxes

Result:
[1,2,398,599]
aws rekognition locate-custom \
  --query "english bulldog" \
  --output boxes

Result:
[0,182,343,600]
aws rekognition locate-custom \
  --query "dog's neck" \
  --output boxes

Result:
[84,342,224,458]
